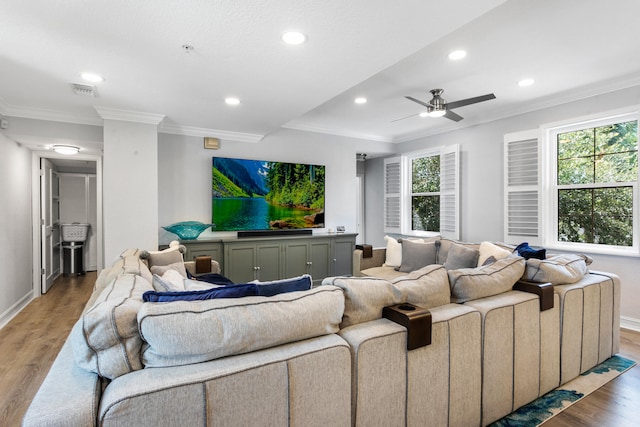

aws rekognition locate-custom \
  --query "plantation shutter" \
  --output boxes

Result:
[384,156,402,233]
[439,145,459,240]
[504,130,541,245]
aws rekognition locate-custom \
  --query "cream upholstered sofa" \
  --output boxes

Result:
[349,236,620,425]
[24,238,620,427]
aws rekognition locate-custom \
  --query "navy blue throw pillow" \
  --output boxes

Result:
[515,242,546,260]
[143,283,257,302]
[187,271,234,286]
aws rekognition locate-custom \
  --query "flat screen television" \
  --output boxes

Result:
[212,157,325,231]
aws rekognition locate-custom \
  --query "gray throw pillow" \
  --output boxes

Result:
[444,243,479,270]
[398,240,438,272]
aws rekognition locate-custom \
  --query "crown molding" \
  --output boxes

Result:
[94,106,165,125]
[0,99,102,126]
[282,121,392,143]
[158,123,264,143]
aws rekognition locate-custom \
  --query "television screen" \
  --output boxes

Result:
[212,157,325,231]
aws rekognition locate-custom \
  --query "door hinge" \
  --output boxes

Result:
[41,268,45,275]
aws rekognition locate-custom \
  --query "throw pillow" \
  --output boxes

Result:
[383,235,402,267]
[142,283,257,302]
[448,257,526,303]
[515,242,546,260]
[140,242,186,268]
[151,269,186,292]
[251,274,313,297]
[150,261,187,278]
[523,254,588,284]
[187,271,234,285]
[398,240,438,272]
[444,243,480,270]
[477,241,512,266]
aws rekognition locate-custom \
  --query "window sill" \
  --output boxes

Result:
[545,242,640,258]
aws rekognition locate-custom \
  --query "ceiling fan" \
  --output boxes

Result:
[395,89,496,122]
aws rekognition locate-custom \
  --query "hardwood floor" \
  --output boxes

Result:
[0,272,95,427]
[0,273,638,426]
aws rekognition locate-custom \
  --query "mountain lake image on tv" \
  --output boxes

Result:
[212,157,325,231]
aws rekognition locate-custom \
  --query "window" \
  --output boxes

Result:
[504,109,639,255]
[384,145,459,239]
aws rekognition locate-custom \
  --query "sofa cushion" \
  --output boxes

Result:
[523,254,588,284]
[398,240,438,272]
[138,286,345,368]
[448,257,526,303]
[95,254,153,294]
[477,241,513,267]
[444,243,480,270]
[140,243,185,269]
[70,273,153,380]
[361,265,407,281]
[323,264,450,327]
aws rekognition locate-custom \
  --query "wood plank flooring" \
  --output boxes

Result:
[0,273,639,426]
[0,272,94,427]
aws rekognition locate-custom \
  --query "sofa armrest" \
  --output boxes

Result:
[353,248,386,276]
[23,339,101,427]
[184,259,221,276]
[383,303,432,350]
[513,279,554,311]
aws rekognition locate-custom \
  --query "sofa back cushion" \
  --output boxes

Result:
[70,273,153,379]
[138,285,344,368]
[523,254,588,284]
[398,240,438,272]
[448,257,525,303]
[323,264,450,328]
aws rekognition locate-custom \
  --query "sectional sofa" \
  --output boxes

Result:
[23,237,620,427]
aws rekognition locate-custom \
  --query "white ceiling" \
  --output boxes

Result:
[2,0,640,152]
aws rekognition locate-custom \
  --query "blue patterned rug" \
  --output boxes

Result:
[490,355,636,426]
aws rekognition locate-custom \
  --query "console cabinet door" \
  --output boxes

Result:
[224,244,257,283]
[309,240,331,286]
[283,241,310,278]
[255,242,282,282]
[333,236,355,276]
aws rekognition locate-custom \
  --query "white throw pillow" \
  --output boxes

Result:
[383,235,402,267]
[477,241,513,267]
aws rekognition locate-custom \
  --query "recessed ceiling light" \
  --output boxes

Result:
[448,50,467,60]
[281,31,307,45]
[52,145,80,155]
[354,97,367,104]
[518,78,535,87]
[80,73,104,83]
[225,97,241,105]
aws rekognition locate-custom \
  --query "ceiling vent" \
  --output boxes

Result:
[69,83,97,97]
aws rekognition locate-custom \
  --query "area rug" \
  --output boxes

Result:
[490,355,636,426]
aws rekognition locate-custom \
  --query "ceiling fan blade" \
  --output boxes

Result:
[404,95,431,109]
[444,110,463,122]
[446,93,496,110]
[391,112,420,122]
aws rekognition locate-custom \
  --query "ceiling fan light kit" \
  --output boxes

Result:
[403,88,496,122]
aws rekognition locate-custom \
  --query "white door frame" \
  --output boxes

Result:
[31,151,103,298]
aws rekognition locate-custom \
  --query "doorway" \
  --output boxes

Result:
[32,152,103,296]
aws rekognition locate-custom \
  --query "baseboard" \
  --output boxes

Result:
[0,292,35,330]
[620,315,640,332]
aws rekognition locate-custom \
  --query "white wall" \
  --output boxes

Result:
[103,120,159,262]
[365,84,640,325]
[157,128,379,242]
[0,132,34,327]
